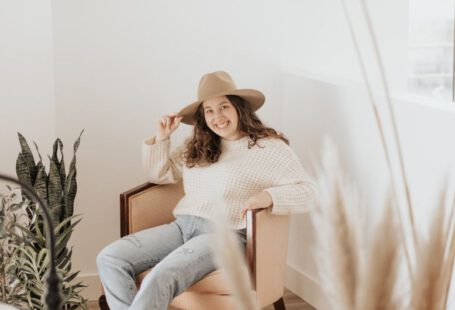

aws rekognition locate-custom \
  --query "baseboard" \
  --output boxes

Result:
[284,264,330,310]
[75,273,102,301]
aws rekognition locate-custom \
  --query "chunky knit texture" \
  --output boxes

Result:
[143,136,315,229]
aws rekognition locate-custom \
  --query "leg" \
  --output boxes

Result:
[273,297,286,310]
[129,233,217,310]
[96,221,184,310]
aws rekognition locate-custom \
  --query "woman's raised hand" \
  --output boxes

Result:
[156,113,183,142]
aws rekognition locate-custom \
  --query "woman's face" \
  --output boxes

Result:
[202,96,243,140]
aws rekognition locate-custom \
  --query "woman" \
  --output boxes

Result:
[97,71,315,309]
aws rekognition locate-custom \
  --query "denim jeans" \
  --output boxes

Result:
[96,215,246,310]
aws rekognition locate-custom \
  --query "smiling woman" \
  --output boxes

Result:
[95,71,316,309]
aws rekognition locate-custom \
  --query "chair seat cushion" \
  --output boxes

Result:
[171,292,236,310]
[135,269,231,295]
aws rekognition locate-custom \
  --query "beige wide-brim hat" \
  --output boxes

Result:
[178,71,265,125]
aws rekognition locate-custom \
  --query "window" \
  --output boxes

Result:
[408,0,454,101]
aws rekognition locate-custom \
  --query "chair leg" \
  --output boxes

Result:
[273,297,286,310]
[98,294,110,310]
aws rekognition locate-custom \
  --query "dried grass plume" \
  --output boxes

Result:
[212,208,257,310]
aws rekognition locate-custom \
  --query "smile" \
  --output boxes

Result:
[215,121,229,129]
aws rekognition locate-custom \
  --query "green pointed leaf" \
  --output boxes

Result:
[57,247,71,269]
[29,286,43,298]
[59,224,79,247]
[35,160,44,174]
[65,130,83,219]
[64,270,80,283]
[59,144,66,188]
[16,132,37,184]
[37,248,49,274]
[64,171,77,219]
[16,153,33,202]
[56,225,74,250]
[64,176,74,219]
[33,164,49,236]
[48,155,63,225]
[33,165,48,203]
[52,138,59,163]
[32,141,43,165]
[56,230,73,257]
[52,138,66,188]
[55,215,81,234]
[73,129,84,154]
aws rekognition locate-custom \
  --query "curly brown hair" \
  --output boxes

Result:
[183,95,289,168]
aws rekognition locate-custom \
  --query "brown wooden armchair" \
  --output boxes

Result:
[98,181,290,309]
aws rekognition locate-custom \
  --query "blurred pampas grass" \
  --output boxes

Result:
[410,189,455,310]
[315,140,455,309]
[331,0,455,307]
[313,140,359,309]
[212,209,258,310]
[355,203,400,310]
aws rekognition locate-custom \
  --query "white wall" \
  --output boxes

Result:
[283,72,455,309]
[281,1,455,308]
[282,0,408,92]
[0,1,55,177]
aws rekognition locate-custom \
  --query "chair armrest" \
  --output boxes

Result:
[246,208,290,305]
[120,181,184,236]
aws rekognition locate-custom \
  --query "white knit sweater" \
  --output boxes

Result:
[143,136,315,229]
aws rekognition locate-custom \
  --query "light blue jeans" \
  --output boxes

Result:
[96,215,246,310]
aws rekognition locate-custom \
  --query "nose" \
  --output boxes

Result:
[212,109,225,120]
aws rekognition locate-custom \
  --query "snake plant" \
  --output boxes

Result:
[16,131,83,228]
[12,131,87,309]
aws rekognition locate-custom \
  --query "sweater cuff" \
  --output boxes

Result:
[264,186,314,215]
[142,137,171,171]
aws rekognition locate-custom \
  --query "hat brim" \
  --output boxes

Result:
[177,89,265,125]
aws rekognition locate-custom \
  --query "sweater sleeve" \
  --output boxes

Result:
[142,136,184,184]
[263,144,316,215]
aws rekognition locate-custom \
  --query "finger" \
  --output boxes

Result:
[165,116,171,129]
[159,115,167,126]
[173,116,182,128]
[168,113,177,126]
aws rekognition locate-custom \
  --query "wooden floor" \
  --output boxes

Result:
[88,289,316,309]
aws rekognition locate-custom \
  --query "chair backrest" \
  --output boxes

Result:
[121,181,184,235]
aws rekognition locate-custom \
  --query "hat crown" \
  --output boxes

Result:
[197,71,237,101]
[177,70,265,125]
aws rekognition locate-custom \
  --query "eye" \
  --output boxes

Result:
[221,105,229,110]
[205,109,212,114]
